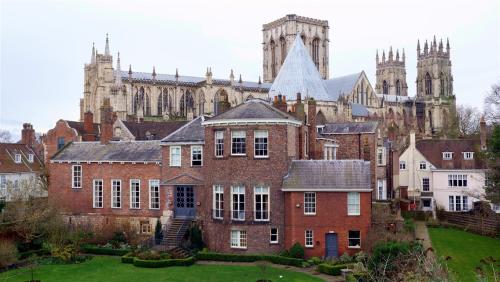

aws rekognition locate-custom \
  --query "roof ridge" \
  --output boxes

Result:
[161,116,203,142]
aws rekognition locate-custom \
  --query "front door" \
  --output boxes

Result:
[325,233,338,258]
[174,186,195,218]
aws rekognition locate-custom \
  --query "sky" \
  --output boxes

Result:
[1,0,499,140]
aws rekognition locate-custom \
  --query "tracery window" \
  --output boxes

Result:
[425,73,432,95]
[312,38,320,70]
[382,80,388,94]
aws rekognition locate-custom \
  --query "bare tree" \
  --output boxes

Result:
[456,104,481,137]
[484,82,500,124]
[0,130,12,143]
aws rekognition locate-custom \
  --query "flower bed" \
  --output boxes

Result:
[196,251,304,267]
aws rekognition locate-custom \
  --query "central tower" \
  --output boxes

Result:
[262,14,329,83]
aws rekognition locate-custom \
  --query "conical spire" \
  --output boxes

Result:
[402,48,406,62]
[439,39,443,52]
[128,64,132,80]
[424,40,429,54]
[433,35,437,47]
[238,74,242,84]
[382,50,386,62]
[446,38,450,53]
[105,33,110,56]
[91,43,96,64]
[115,52,122,85]
[389,46,393,61]
[152,66,156,77]
[396,49,400,61]
[229,69,234,82]
[376,49,379,64]
[175,68,179,79]
[417,39,421,56]
[258,76,262,85]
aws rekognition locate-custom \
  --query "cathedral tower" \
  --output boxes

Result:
[375,47,408,96]
[415,37,455,135]
[262,14,329,82]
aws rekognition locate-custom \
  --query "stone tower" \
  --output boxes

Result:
[262,14,329,83]
[415,37,455,135]
[375,47,408,96]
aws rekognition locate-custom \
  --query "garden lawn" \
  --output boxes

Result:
[0,256,322,282]
[428,227,500,282]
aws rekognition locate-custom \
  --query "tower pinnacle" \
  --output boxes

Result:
[115,52,122,85]
[105,33,110,56]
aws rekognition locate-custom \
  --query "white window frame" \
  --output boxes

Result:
[169,146,181,167]
[422,177,430,191]
[231,186,245,221]
[14,154,21,164]
[448,174,468,187]
[72,165,82,189]
[130,179,141,209]
[215,131,224,158]
[231,131,246,156]
[149,179,160,210]
[111,179,121,208]
[304,192,316,215]
[377,179,387,200]
[324,144,338,160]
[254,130,269,158]
[27,154,34,163]
[0,175,6,192]
[230,229,247,249]
[270,227,279,244]
[254,186,270,221]
[449,195,469,211]
[348,230,361,249]
[305,230,314,248]
[419,161,427,170]
[442,152,453,160]
[463,152,474,160]
[213,185,224,219]
[377,147,386,166]
[191,145,203,166]
[92,179,103,208]
[399,161,406,170]
[348,192,360,216]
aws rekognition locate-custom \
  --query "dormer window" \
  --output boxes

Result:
[442,152,453,160]
[316,125,325,134]
[463,152,474,160]
[419,161,427,170]
[28,154,34,163]
[14,154,21,164]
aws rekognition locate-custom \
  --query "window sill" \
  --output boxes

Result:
[231,218,246,222]
[348,246,361,249]
[304,213,316,216]
[230,154,247,157]
[230,246,247,250]
[270,242,279,245]
[149,208,160,210]
[93,207,103,209]
[130,207,141,210]
[305,246,314,249]
[72,187,82,189]
[111,207,122,209]
[254,156,269,159]
[348,214,361,216]
[254,220,270,223]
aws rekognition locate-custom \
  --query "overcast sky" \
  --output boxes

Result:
[1,0,499,140]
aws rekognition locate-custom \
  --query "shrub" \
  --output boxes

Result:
[308,256,322,265]
[354,251,367,263]
[0,240,18,268]
[121,253,135,264]
[80,244,130,256]
[369,241,423,274]
[288,242,305,259]
[18,249,50,260]
[317,263,354,276]
[262,255,303,267]
[133,256,195,268]
[404,217,416,233]
[154,219,163,245]
[189,224,204,251]
[339,252,353,264]
[196,252,303,267]
[50,244,77,262]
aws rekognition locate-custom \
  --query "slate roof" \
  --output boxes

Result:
[161,116,205,144]
[0,144,43,173]
[351,103,369,117]
[204,99,300,123]
[416,139,486,169]
[321,121,378,135]
[51,141,162,162]
[269,35,330,101]
[65,121,100,136]
[120,71,271,92]
[324,72,361,101]
[282,160,371,191]
[122,120,187,140]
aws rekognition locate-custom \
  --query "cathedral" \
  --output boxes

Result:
[80,14,456,141]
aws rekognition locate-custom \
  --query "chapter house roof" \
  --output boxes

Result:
[324,72,362,101]
[416,139,486,170]
[0,143,43,173]
[282,160,371,191]
[269,35,330,101]
[202,99,301,126]
[51,141,162,163]
[161,116,205,144]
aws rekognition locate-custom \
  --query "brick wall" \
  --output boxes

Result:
[284,191,372,257]
[44,120,80,162]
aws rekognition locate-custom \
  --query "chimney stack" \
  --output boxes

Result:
[273,94,287,112]
[21,123,35,148]
[100,98,114,145]
[83,111,96,141]
[480,116,487,151]
[307,99,317,158]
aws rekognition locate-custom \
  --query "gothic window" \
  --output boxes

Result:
[163,89,169,114]
[396,80,401,96]
[429,110,433,131]
[157,89,163,116]
[312,38,320,70]
[214,89,229,115]
[145,93,151,116]
[198,91,205,116]
[280,36,286,64]
[270,40,276,78]
[382,80,388,94]
[425,72,432,95]
[361,82,365,105]
[440,73,445,96]
[301,34,306,45]
[180,91,194,117]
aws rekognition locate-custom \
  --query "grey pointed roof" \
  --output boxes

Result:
[324,72,362,101]
[350,103,369,117]
[161,116,205,144]
[321,121,378,135]
[269,35,330,101]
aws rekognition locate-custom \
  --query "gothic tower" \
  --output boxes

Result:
[415,36,455,136]
[262,14,329,83]
[375,47,408,96]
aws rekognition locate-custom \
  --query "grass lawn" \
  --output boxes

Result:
[428,227,500,282]
[0,256,323,282]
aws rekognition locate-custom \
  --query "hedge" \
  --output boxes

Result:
[133,257,195,268]
[317,263,354,276]
[196,252,303,267]
[80,245,130,256]
[121,253,134,264]
[18,249,50,260]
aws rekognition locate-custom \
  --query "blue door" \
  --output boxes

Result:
[175,186,195,218]
[325,233,338,258]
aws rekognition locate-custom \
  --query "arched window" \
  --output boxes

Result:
[382,80,388,94]
[425,72,432,95]
[361,82,365,105]
[133,93,139,114]
[428,110,433,131]
[301,34,306,45]
[280,36,286,64]
[144,93,151,116]
[440,73,445,96]
[157,89,163,115]
[396,80,401,96]
[312,38,320,70]
[214,89,229,115]
[180,91,194,117]
[198,92,205,116]
[270,40,276,78]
